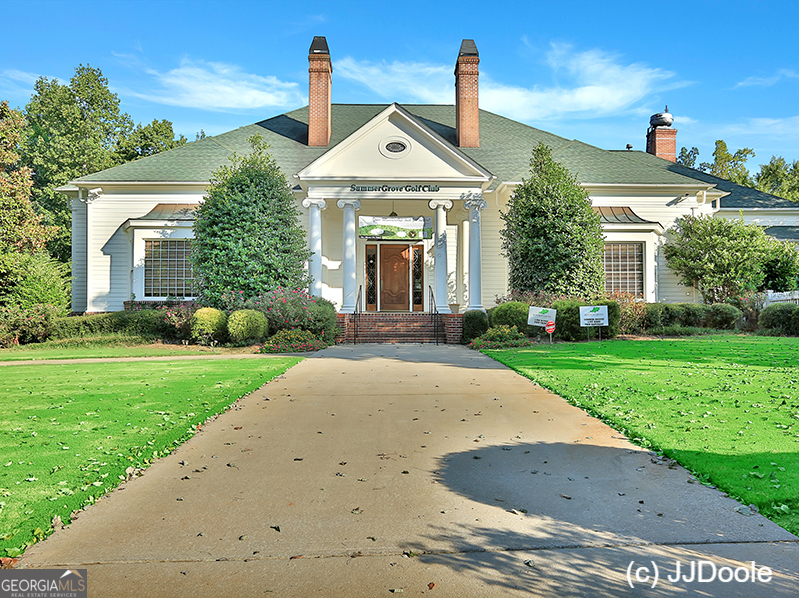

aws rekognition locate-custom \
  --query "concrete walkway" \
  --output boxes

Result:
[19,344,799,596]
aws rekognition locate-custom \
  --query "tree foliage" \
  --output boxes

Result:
[116,119,187,162]
[755,155,799,202]
[699,140,755,186]
[500,143,605,296]
[191,136,310,307]
[663,214,799,304]
[676,146,699,169]
[0,101,56,253]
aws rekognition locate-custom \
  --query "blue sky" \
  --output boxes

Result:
[3,0,798,172]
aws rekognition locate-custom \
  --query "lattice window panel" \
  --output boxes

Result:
[144,239,195,298]
[603,243,644,296]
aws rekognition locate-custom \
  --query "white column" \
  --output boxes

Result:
[302,198,326,297]
[337,199,361,313]
[465,196,487,312]
[460,216,470,307]
[429,199,453,313]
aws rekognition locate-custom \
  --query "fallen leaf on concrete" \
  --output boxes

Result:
[271,525,281,532]
[181,476,191,480]
[401,470,410,474]
[289,555,303,560]
[560,494,572,500]
[390,590,403,594]
[227,462,238,468]
[734,505,757,516]
[1,557,18,569]
[428,582,436,589]
[179,460,188,466]
[234,427,243,430]
[351,507,363,514]
[524,559,536,568]
[294,458,303,461]
[239,535,248,541]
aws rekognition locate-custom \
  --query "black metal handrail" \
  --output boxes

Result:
[353,285,363,344]
[428,285,443,346]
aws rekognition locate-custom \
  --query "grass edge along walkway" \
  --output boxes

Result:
[0,356,302,558]
[486,335,799,537]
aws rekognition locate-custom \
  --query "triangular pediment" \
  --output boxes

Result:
[297,104,492,183]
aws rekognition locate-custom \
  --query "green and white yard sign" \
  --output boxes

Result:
[528,306,557,327]
[579,305,608,327]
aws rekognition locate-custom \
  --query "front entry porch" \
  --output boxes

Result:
[336,312,464,344]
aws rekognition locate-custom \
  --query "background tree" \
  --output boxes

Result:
[115,119,187,162]
[755,156,799,202]
[0,101,56,253]
[663,214,799,303]
[677,146,699,169]
[500,142,605,297]
[699,140,755,187]
[191,135,310,307]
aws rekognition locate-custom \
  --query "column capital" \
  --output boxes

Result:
[336,199,361,210]
[428,199,453,211]
[302,198,327,210]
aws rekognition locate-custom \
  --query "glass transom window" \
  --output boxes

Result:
[603,243,643,296]
[144,239,195,298]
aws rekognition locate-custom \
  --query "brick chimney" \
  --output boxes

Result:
[646,107,677,162]
[308,36,332,147]
[455,39,479,148]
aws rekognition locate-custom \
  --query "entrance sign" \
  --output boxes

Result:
[579,305,609,327]
[545,321,556,334]
[528,306,557,327]
[358,216,433,239]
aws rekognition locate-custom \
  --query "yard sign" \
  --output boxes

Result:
[528,306,557,327]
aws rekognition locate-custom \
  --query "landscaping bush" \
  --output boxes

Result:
[160,303,198,340]
[0,252,71,313]
[789,309,799,337]
[469,325,532,350]
[257,329,327,353]
[462,309,489,342]
[227,309,268,344]
[677,303,712,327]
[708,303,742,330]
[248,287,315,336]
[758,302,798,335]
[726,291,765,332]
[552,299,620,341]
[306,297,337,344]
[661,303,686,326]
[644,303,664,330]
[191,307,227,344]
[0,304,61,347]
[606,291,646,335]
[490,301,530,334]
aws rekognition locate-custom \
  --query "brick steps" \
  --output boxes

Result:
[336,313,463,344]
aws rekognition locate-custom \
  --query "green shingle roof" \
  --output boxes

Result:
[610,150,798,209]
[73,104,788,205]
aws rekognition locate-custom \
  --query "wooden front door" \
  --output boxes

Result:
[380,244,410,310]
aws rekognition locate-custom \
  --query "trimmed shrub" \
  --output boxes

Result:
[490,301,530,334]
[606,291,646,335]
[191,307,227,344]
[306,297,337,344]
[758,302,798,335]
[248,288,315,336]
[661,303,686,326]
[469,325,532,350]
[677,303,712,327]
[644,303,664,330]
[462,309,489,342]
[708,303,742,330]
[551,299,620,341]
[227,309,268,344]
[257,329,327,353]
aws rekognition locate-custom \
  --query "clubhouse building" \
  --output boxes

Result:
[62,37,799,337]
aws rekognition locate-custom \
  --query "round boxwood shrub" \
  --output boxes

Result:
[677,303,711,327]
[306,297,338,343]
[191,307,227,343]
[490,301,530,333]
[758,302,798,335]
[708,303,742,330]
[644,303,664,330]
[227,309,267,344]
[462,309,489,342]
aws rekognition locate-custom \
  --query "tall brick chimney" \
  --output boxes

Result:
[455,39,479,148]
[646,107,676,162]
[308,36,332,147]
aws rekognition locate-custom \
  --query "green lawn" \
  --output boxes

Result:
[0,356,302,557]
[0,335,260,362]
[488,335,799,535]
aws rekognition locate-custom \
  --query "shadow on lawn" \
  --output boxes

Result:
[405,441,799,596]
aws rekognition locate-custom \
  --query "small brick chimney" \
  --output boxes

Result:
[646,107,677,162]
[308,36,332,147]
[455,39,479,148]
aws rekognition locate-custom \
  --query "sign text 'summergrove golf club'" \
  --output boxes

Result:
[579,305,609,327]
[528,306,557,327]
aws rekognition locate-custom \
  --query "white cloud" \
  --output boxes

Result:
[335,43,683,122]
[0,69,45,105]
[127,58,305,111]
[735,69,799,88]
[720,115,799,137]
[335,57,452,104]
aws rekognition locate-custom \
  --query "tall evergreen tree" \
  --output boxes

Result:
[192,136,310,307]
[500,143,605,297]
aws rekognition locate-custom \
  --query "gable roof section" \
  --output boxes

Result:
[297,103,492,183]
[611,150,798,209]
[72,104,729,191]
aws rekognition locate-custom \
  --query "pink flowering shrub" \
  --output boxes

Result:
[256,329,327,353]
[0,303,61,347]
[468,325,532,350]
[160,302,199,340]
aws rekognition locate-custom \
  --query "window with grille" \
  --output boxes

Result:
[603,243,644,296]
[144,239,195,298]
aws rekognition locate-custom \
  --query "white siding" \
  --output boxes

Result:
[70,198,87,312]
